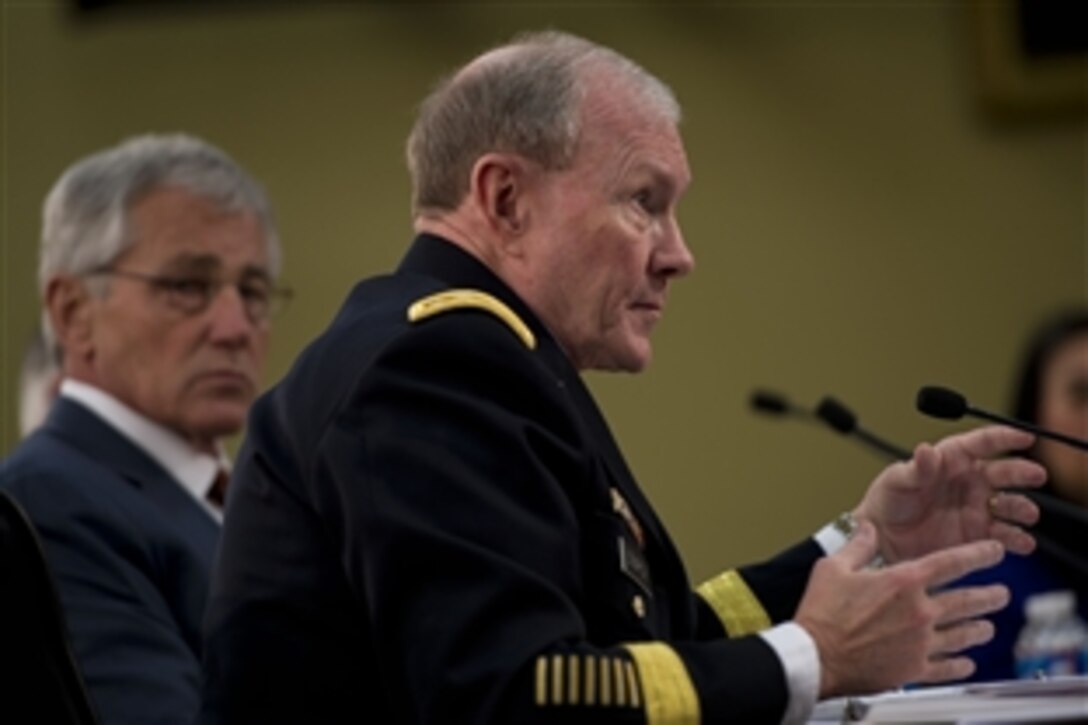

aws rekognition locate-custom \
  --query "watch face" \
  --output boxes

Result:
[833,512,857,538]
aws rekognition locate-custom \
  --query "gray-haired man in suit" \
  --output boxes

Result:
[1,134,290,725]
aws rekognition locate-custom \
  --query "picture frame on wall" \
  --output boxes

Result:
[971,0,1086,120]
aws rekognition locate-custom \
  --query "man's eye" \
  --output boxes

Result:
[239,284,270,302]
[633,190,665,216]
[163,278,211,297]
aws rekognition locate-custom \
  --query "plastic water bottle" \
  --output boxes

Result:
[1013,590,1088,678]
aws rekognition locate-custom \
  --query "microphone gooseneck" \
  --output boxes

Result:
[916,384,1088,452]
[816,396,912,461]
[749,387,913,462]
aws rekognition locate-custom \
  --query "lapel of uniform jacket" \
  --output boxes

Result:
[43,397,220,566]
[561,374,669,554]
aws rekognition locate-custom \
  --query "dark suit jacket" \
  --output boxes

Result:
[202,234,823,724]
[1,398,219,725]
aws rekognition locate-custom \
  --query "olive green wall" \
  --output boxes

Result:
[2,2,1084,580]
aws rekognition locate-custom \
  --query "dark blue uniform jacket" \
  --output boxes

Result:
[201,234,823,724]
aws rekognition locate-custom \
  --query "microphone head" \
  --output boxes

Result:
[750,389,791,416]
[815,396,857,434]
[916,386,968,420]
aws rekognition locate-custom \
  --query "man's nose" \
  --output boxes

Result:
[655,219,695,279]
[206,285,258,343]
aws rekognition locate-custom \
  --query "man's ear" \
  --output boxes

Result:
[45,275,96,364]
[470,153,533,244]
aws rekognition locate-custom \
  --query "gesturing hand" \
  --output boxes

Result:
[854,425,1046,564]
[796,521,1009,698]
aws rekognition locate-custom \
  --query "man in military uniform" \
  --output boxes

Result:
[201,31,1045,724]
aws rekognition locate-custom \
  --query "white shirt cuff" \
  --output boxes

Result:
[760,622,820,725]
[813,520,850,555]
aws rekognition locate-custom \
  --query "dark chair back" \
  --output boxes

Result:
[0,490,99,724]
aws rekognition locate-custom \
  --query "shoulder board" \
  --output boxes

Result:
[407,288,536,350]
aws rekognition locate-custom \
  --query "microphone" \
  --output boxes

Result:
[916,385,1088,452]
[749,388,912,461]
[814,396,913,461]
[750,389,807,417]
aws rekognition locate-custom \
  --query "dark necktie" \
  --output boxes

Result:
[207,468,229,508]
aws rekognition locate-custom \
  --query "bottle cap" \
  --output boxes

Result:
[1023,590,1076,621]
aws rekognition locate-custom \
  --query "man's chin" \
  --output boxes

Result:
[192,375,256,399]
[620,336,653,372]
[185,405,250,443]
[595,346,652,374]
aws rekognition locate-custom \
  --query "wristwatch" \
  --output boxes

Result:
[832,510,860,539]
[832,511,885,568]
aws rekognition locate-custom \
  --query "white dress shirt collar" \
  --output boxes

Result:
[60,378,228,521]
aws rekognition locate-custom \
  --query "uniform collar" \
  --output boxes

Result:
[397,234,670,556]
[398,233,573,376]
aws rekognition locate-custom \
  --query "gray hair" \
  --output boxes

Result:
[406,30,680,215]
[39,133,281,298]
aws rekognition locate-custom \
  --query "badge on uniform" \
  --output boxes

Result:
[611,487,652,596]
[610,488,644,548]
[617,536,653,596]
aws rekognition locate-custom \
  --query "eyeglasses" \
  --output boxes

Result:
[88,267,293,323]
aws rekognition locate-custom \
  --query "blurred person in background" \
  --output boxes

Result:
[1018,310,1088,510]
[17,325,62,439]
[956,309,1088,682]
[0,134,290,725]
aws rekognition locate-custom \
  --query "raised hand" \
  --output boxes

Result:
[854,425,1046,564]
[796,521,1009,697]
